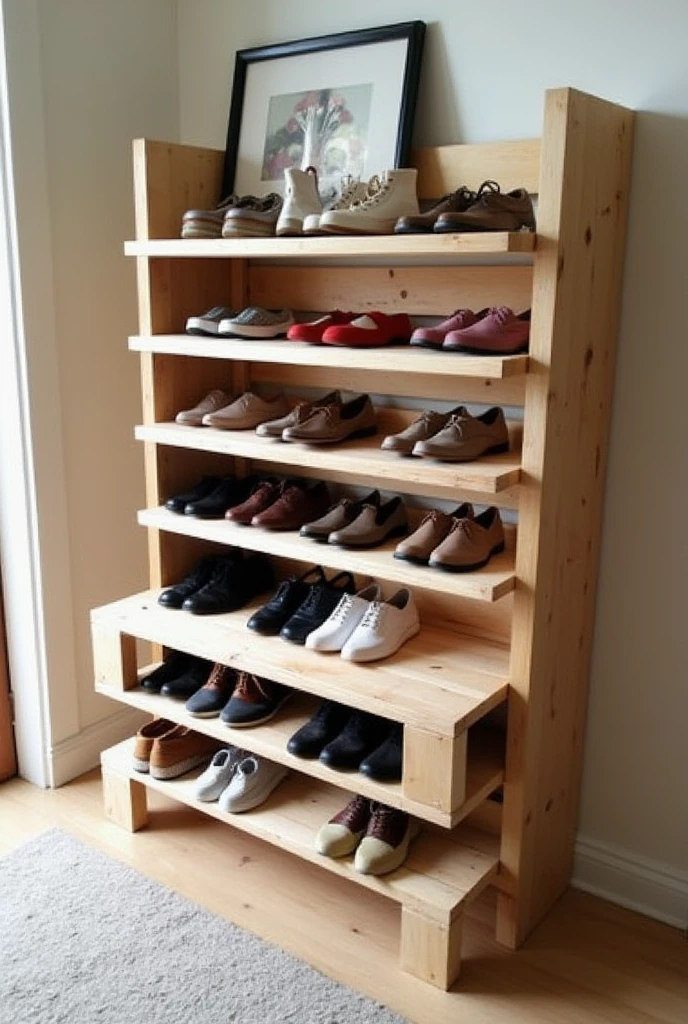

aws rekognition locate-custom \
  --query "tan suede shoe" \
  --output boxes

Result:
[149,725,222,780]
[412,406,509,461]
[394,502,474,565]
[282,393,376,444]
[255,391,341,438]
[202,391,289,430]
[328,496,408,549]
[175,389,232,426]
[429,506,505,572]
[132,718,177,773]
[380,409,455,454]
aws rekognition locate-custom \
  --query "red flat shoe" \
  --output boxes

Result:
[287,310,358,344]
[321,312,412,348]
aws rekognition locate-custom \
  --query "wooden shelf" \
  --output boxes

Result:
[135,422,522,505]
[125,232,535,260]
[102,735,500,922]
[96,683,505,828]
[91,589,509,737]
[138,506,516,603]
[129,335,529,381]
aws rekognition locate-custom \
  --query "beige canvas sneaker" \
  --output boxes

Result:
[202,391,290,430]
[394,502,474,565]
[303,175,369,235]
[319,169,420,235]
[428,506,505,572]
[412,406,509,461]
[175,389,232,427]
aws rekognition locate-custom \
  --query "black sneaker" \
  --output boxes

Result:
[182,552,274,615]
[184,474,259,519]
[220,672,291,727]
[286,699,352,758]
[279,570,355,645]
[158,554,237,609]
[185,663,236,717]
[246,566,327,636]
[358,722,403,781]
[160,656,213,699]
[319,710,389,770]
[140,650,195,692]
[165,476,221,514]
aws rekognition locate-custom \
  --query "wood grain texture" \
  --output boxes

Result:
[101,765,148,831]
[400,906,464,988]
[403,728,468,815]
[499,88,634,946]
[413,140,542,197]
[132,138,224,241]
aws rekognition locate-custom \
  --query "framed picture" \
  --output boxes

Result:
[222,21,426,200]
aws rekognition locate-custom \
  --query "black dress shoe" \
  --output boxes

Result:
[246,566,327,636]
[184,474,259,519]
[220,672,291,726]
[158,554,235,609]
[182,552,274,615]
[165,476,221,514]
[279,570,356,645]
[160,656,213,699]
[140,650,195,692]
[319,710,389,770]
[287,699,352,758]
[358,722,403,781]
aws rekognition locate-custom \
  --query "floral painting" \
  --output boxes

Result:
[261,83,373,185]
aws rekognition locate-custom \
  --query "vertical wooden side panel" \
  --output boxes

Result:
[498,89,634,945]
[102,766,148,831]
[91,625,138,692]
[132,138,224,240]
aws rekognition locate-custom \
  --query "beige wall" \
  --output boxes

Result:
[176,0,688,906]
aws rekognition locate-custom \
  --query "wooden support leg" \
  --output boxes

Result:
[495,891,519,949]
[399,906,463,990]
[91,622,138,691]
[102,764,148,832]
[403,727,467,814]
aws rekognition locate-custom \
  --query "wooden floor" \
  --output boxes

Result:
[1,770,686,1024]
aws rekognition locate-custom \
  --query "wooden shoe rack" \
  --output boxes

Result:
[91,87,633,989]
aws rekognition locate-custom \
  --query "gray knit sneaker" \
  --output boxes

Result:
[218,307,295,339]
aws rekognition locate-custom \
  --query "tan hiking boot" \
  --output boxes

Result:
[394,502,474,565]
[429,506,505,572]
[412,406,509,461]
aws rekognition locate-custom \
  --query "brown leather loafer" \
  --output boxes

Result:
[434,181,535,233]
[394,185,475,234]
[429,506,505,572]
[394,502,474,565]
[251,480,330,530]
[282,393,376,444]
[329,495,408,548]
[412,406,509,462]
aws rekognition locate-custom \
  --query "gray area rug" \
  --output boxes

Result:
[0,829,406,1024]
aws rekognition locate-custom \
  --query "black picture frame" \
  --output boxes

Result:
[221,21,426,200]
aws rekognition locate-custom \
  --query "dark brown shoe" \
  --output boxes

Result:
[251,480,330,530]
[225,479,279,524]
[434,181,535,233]
[394,185,475,234]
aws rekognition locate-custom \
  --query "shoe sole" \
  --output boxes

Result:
[328,524,408,549]
[221,696,291,728]
[393,551,430,566]
[217,324,293,339]
[341,620,421,663]
[429,541,506,573]
[320,337,409,348]
[186,708,223,718]
[132,758,150,773]
[283,425,377,445]
[185,325,220,336]
[276,218,305,236]
[416,441,509,461]
[149,752,214,780]
[409,338,444,349]
[442,341,529,355]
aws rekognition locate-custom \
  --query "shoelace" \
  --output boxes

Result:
[233,672,269,701]
[329,594,354,622]
[349,174,383,208]
[474,179,501,205]
[450,516,476,538]
[336,794,369,829]
[332,175,361,210]
[359,601,383,630]
[490,306,513,325]
[356,180,390,209]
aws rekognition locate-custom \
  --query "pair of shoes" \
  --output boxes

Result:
[288,310,412,347]
[395,504,505,571]
[307,585,420,662]
[176,391,290,430]
[394,184,477,233]
[165,475,259,519]
[394,179,535,234]
[248,568,356,645]
[184,306,294,338]
[383,405,509,461]
[289,704,404,781]
[319,169,419,235]
[301,491,408,548]
[185,664,291,725]
[226,478,330,530]
[411,307,531,354]
[154,656,214,700]
[185,306,236,336]
[139,649,206,693]
[180,191,283,239]
[134,721,221,779]
[316,795,419,875]
[269,392,377,444]
[255,390,340,437]
[195,746,288,811]
[158,551,274,615]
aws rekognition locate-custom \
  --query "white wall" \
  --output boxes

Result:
[1,0,179,780]
[177,0,688,922]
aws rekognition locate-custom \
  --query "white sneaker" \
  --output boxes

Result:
[303,175,368,235]
[340,587,420,663]
[194,746,246,802]
[218,754,288,813]
[276,167,322,236]
[306,584,381,652]
[319,169,419,235]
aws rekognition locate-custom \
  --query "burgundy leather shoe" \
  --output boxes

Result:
[224,478,279,525]
[251,480,330,531]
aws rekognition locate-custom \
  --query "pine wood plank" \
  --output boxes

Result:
[134,422,522,504]
[133,138,224,241]
[94,684,505,828]
[129,335,529,380]
[101,736,500,926]
[124,233,536,259]
[413,139,542,197]
[136,506,516,604]
[90,590,509,737]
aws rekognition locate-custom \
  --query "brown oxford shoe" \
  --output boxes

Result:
[394,185,476,234]
[251,480,330,531]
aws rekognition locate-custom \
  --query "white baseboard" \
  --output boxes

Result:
[573,834,688,930]
[50,706,149,787]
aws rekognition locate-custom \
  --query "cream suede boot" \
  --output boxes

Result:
[319,169,419,235]
[276,166,322,236]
